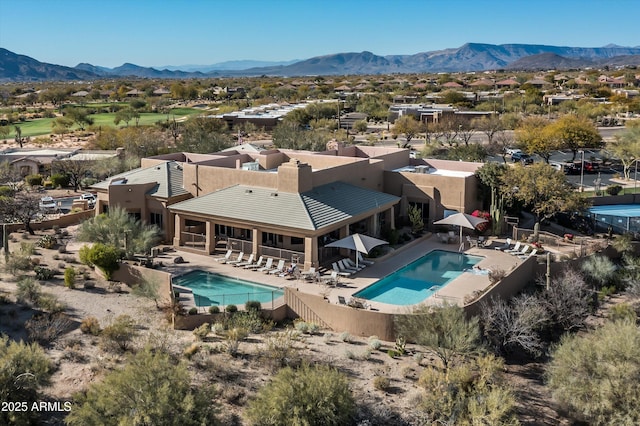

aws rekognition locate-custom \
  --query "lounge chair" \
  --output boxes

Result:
[343,258,365,271]
[519,248,538,260]
[268,259,286,274]
[357,252,374,266]
[234,253,254,268]
[466,235,478,248]
[322,270,339,286]
[337,295,347,305]
[214,249,233,262]
[511,245,530,257]
[256,257,273,272]
[348,297,369,309]
[332,262,352,277]
[301,266,316,280]
[226,252,244,265]
[244,256,264,269]
[504,241,521,254]
[436,232,450,243]
[338,259,358,274]
[279,263,297,278]
[495,238,512,251]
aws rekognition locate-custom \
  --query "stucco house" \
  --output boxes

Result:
[91,144,482,269]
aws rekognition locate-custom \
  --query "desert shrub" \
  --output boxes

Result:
[208,305,220,314]
[211,322,225,335]
[547,320,640,425]
[295,320,310,334]
[52,225,60,234]
[62,255,76,263]
[5,253,31,274]
[36,234,57,249]
[80,316,101,335]
[79,243,122,280]
[188,307,198,315]
[49,173,70,188]
[322,333,332,344]
[0,336,53,425]
[102,315,137,351]
[66,348,218,426]
[226,310,266,334]
[417,354,517,425]
[64,267,76,289]
[413,352,424,365]
[340,331,352,343]
[606,184,623,195]
[225,327,247,356]
[57,244,67,254]
[34,266,55,280]
[193,323,210,341]
[36,293,66,313]
[373,376,391,392]
[246,363,356,426]
[24,174,43,187]
[16,276,41,304]
[183,343,200,359]
[307,323,320,334]
[245,300,262,312]
[225,304,238,313]
[263,330,301,369]
[368,337,382,350]
[19,241,36,255]
[488,268,507,284]
[608,303,637,323]
[26,313,73,345]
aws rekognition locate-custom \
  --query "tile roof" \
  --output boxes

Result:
[169,181,400,231]
[91,161,188,199]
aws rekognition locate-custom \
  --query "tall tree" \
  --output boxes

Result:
[0,191,41,234]
[392,115,424,143]
[609,126,640,180]
[515,116,558,163]
[64,107,94,131]
[175,116,232,153]
[545,114,602,161]
[52,159,96,191]
[473,115,504,144]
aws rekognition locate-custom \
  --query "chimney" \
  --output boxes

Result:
[277,158,313,193]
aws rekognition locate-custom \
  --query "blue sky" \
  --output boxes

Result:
[1,0,639,68]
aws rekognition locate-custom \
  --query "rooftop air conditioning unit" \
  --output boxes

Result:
[414,165,429,174]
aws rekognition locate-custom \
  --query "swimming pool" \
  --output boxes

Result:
[172,270,284,307]
[353,250,482,305]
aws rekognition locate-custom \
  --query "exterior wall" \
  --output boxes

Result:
[182,163,279,196]
[4,210,94,233]
[285,288,397,341]
[312,159,385,191]
[111,263,173,304]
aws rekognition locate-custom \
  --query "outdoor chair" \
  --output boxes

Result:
[301,266,316,280]
[466,236,478,248]
[332,262,352,277]
[214,249,232,262]
[322,270,339,286]
[357,252,374,266]
[344,258,365,271]
[268,259,286,274]
[338,259,358,274]
[256,257,274,272]
[519,248,538,260]
[226,252,245,266]
[511,245,530,257]
[495,238,512,251]
[436,232,450,244]
[244,256,264,269]
[338,295,347,305]
[348,298,369,309]
[504,241,522,254]
[234,253,254,268]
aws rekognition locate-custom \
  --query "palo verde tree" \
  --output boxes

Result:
[66,347,219,426]
[515,116,558,163]
[608,126,640,181]
[501,162,587,225]
[63,106,94,131]
[51,158,96,191]
[392,115,424,143]
[175,116,232,153]
[0,191,42,235]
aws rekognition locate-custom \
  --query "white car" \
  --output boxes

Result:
[505,148,523,156]
[78,193,96,208]
[39,196,57,212]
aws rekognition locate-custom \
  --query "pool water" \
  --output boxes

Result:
[353,250,482,305]
[172,270,284,307]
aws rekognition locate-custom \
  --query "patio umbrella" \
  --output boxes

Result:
[433,213,488,251]
[325,233,388,268]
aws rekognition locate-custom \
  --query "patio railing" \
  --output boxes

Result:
[226,237,253,254]
[181,232,206,250]
[259,245,304,264]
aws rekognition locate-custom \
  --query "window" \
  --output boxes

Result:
[409,201,429,221]
[150,212,162,227]
[291,237,304,245]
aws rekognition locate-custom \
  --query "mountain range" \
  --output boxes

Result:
[2,43,640,82]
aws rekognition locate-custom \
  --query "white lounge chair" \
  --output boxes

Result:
[466,235,478,248]
[226,252,245,265]
[495,238,512,251]
[268,259,286,274]
[504,241,521,254]
[519,249,538,260]
[244,256,264,269]
[214,249,233,262]
[301,266,316,280]
[338,259,358,274]
[234,253,254,268]
[322,270,339,286]
[436,232,450,244]
[256,257,273,272]
[332,262,352,277]
[511,245,530,257]
[357,252,374,266]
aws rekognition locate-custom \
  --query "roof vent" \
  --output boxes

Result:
[245,189,253,194]
[270,192,278,197]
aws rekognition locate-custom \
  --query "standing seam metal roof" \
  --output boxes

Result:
[169,181,400,231]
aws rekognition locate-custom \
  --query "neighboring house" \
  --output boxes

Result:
[91,144,482,270]
[0,148,78,177]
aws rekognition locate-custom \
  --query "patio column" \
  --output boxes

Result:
[304,236,318,270]
[252,228,261,256]
[370,212,379,237]
[387,206,395,229]
[205,221,214,254]
[173,214,183,247]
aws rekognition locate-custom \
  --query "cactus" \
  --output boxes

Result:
[533,222,540,243]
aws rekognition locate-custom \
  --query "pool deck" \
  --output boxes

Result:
[157,235,526,314]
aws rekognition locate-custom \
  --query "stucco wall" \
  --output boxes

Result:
[5,210,94,233]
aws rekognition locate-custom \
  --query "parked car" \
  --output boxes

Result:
[582,161,600,173]
[505,147,522,156]
[550,161,581,175]
[511,152,533,164]
[39,196,57,212]
[77,193,96,208]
